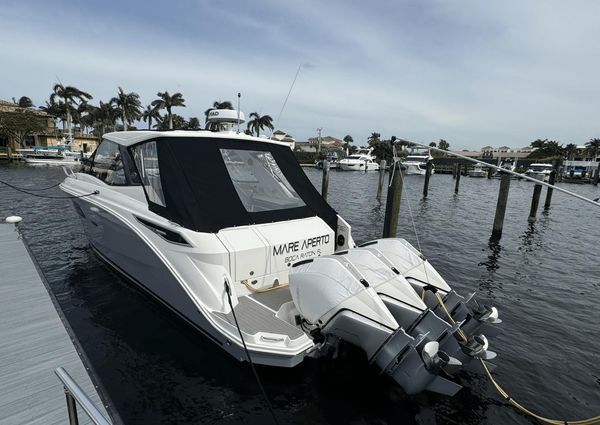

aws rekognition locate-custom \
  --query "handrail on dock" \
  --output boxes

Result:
[54,367,112,425]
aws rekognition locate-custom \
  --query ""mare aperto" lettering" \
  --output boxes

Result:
[272,234,330,256]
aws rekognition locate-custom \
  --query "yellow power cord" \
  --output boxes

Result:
[433,292,600,425]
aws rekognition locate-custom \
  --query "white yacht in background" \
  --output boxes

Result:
[469,163,487,178]
[525,163,553,182]
[18,145,84,166]
[60,128,501,396]
[402,148,434,175]
[338,148,380,171]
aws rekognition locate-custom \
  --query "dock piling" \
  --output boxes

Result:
[492,173,511,237]
[528,184,543,222]
[544,170,556,209]
[593,167,599,186]
[383,162,403,238]
[376,160,387,200]
[321,160,330,201]
[423,160,432,197]
[454,164,461,193]
[487,166,493,179]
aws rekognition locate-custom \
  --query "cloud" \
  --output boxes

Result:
[0,0,599,148]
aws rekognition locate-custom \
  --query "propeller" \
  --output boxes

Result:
[422,341,462,372]
[462,334,497,360]
[471,304,502,324]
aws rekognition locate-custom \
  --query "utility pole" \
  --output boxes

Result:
[317,128,323,154]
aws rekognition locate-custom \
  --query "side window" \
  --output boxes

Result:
[131,141,166,206]
[90,140,126,185]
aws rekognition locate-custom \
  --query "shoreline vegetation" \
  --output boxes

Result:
[1,83,599,166]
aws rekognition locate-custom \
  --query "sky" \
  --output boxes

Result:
[1,0,599,149]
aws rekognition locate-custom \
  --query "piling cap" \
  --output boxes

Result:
[5,216,22,224]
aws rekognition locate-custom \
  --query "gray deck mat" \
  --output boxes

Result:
[249,286,293,312]
[214,296,304,339]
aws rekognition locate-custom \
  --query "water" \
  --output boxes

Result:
[1,163,599,425]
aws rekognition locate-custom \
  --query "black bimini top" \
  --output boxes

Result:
[129,136,338,234]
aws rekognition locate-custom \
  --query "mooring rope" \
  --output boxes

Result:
[395,160,600,423]
[0,178,98,199]
[433,292,600,424]
[224,279,280,425]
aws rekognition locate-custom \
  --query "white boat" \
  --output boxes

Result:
[525,163,553,182]
[469,163,487,178]
[18,146,84,166]
[402,149,434,175]
[60,129,501,396]
[338,148,380,171]
[493,159,516,177]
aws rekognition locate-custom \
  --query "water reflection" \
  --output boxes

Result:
[479,238,502,273]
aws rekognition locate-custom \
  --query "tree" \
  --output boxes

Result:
[13,96,34,107]
[141,104,161,130]
[368,132,381,143]
[151,91,186,130]
[438,139,450,150]
[527,139,564,159]
[585,138,600,160]
[429,142,437,147]
[564,143,577,160]
[343,135,353,145]
[531,139,547,149]
[93,101,120,135]
[186,117,201,130]
[0,109,48,148]
[111,87,142,131]
[50,84,93,133]
[246,112,274,136]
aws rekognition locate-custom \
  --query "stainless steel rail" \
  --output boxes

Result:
[55,367,112,425]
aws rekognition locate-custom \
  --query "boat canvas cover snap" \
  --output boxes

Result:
[132,137,338,233]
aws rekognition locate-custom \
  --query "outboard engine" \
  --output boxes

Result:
[289,256,463,396]
[358,238,502,340]
[337,249,466,364]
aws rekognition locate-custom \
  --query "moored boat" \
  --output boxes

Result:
[60,128,501,396]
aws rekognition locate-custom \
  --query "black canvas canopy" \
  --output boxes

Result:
[130,136,339,234]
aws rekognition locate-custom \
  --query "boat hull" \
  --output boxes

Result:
[338,161,379,171]
[24,157,81,166]
[72,198,303,367]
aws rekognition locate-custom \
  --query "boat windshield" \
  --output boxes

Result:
[220,149,305,212]
[347,155,362,159]
[405,156,426,162]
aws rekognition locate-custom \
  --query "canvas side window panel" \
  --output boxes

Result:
[131,141,166,207]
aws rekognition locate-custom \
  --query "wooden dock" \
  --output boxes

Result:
[0,223,111,424]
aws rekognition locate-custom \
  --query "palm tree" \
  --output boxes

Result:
[246,112,274,136]
[585,138,600,161]
[94,101,120,135]
[51,84,93,135]
[368,132,381,143]
[111,87,142,131]
[141,105,161,130]
[564,143,577,160]
[151,91,186,130]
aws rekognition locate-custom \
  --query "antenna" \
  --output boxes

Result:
[237,93,241,134]
[273,63,302,136]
